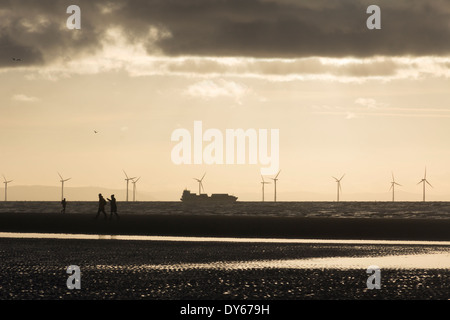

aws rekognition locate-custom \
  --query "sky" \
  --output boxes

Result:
[1,0,450,201]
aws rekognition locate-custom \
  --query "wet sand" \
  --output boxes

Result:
[1,207,449,300]
[1,212,450,240]
[0,238,448,300]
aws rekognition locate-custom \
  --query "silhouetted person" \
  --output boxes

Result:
[61,198,67,213]
[107,194,119,219]
[95,193,107,219]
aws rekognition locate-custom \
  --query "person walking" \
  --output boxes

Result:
[107,194,119,219]
[95,193,107,219]
[61,198,67,213]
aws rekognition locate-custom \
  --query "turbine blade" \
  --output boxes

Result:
[123,170,129,179]
[201,172,206,181]
[332,176,338,181]
[57,172,63,180]
[426,180,433,188]
[340,174,345,181]
[389,184,393,191]
[275,170,281,179]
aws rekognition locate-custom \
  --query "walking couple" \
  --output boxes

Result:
[95,193,119,219]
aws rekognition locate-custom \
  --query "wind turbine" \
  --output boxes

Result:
[260,175,270,202]
[389,172,402,202]
[3,175,13,201]
[132,177,140,202]
[57,172,71,201]
[270,170,281,202]
[417,167,432,202]
[123,170,136,202]
[193,172,206,195]
[332,174,345,202]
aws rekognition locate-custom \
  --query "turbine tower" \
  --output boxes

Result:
[270,170,281,202]
[389,172,402,202]
[132,177,140,202]
[58,172,71,201]
[193,172,206,195]
[417,167,432,202]
[123,170,136,202]
[260,175,270,202]
[332,174,345,202]
[3,175,13,201]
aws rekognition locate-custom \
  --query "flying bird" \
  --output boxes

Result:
[12,58,22,61]
[94,130,98,134]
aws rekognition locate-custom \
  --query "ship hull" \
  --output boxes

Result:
[181,190,237,203]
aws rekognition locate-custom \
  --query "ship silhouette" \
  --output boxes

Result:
[180,189,238,203]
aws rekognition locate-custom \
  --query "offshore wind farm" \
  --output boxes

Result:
[0,167,445,202]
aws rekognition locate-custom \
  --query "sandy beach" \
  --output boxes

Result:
[0,237,448,300]
[0,211,449,241]
[1,204,449,300]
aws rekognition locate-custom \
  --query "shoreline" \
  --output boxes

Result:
[2,232,450,246]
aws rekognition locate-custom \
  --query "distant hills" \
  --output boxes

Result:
[4,185,156,202]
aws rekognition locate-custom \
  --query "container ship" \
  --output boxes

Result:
[180,189,238,203]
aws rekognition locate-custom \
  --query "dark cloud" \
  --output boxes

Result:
[1,0,450,68]
[0,34,43,66]
[117,0,450,58]
[164,58,402,78]
[0,1,104,67]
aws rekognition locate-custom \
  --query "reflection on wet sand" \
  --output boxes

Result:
[102,252,449,271]
[0,236,448,299]
[1,232,450,246]
[2,232,448,270]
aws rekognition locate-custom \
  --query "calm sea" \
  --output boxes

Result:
[0,201,450,219]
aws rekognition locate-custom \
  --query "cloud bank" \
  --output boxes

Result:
[1,0,450,70]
